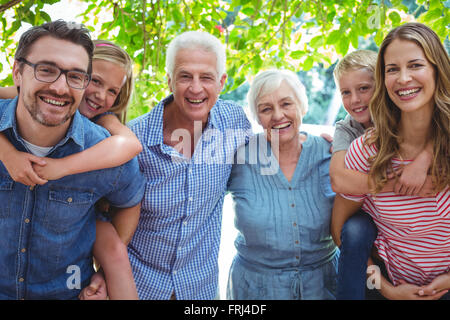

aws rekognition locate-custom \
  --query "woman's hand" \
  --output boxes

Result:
[383,279,448,300]
[418,273,450,297]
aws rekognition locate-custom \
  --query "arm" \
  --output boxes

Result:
[393,142,433,196]
[110,202,141,245]
[0,132,47,186]
[33,114,143,180]
[330,151,395,195]
[331,194,363,247]
[0,86,17,99]
[330,151,371,194]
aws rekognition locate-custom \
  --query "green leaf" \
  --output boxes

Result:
[389,11,401,25]
[374,30,384,46]
[326,30,341,45]
[303,56,314,71]
[309,35,324,49]
[290,50,306,59]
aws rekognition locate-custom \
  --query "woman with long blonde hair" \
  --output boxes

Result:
[332,22,450,300]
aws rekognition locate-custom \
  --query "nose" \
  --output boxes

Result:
[189,77,203,94]
[351,91,361,105]
[397,68,412,84]
[272,106,284,121]
[48,73,70,95]
[94,87,106,102]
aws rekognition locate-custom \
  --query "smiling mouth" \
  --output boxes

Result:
[186,98,206,104]
[86,98,102,110]
[272,122,291,129]
[40,96,70,107]
[353,106,367,113]
[397,88,421,97]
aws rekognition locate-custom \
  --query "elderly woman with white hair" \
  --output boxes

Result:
[226,69,338,300]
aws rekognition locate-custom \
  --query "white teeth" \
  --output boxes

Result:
[187,99,204,103]
[398,88,420,96]
[354,107,366,113]
[272,123,290,129]
[87,99,101,110]
[42,98,66,106]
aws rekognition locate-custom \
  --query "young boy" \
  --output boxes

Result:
[330,50,434,299]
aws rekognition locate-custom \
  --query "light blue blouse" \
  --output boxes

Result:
[227,132,338,300]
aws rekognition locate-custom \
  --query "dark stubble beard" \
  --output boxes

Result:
[24,91,75,127]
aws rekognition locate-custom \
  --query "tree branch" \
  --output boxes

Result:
[0,0,23,13]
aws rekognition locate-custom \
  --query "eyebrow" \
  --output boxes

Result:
[34,60,88,73]
[385,58,426,67]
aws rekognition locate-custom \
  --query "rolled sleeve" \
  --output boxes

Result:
[105,157,146,208]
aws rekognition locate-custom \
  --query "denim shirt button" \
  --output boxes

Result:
[67,197,73,203]
[24,218,30,224]
[19,277,24,282]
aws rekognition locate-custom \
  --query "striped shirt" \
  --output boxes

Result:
[342,133,450,286]
[127,95,251,299]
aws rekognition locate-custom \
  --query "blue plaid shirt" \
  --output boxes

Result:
[128,95,251,300]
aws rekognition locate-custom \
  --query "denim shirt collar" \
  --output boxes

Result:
[0,97,86,150]
[146,94,222,148]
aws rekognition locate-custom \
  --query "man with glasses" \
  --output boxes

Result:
[0,20,145,299]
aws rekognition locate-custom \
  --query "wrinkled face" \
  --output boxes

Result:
[338,68,375,128]
[384,39,436,114]
[78,59,126,119]
[168,47,226,124]
[256,80,302,146]
[13,36,89,127]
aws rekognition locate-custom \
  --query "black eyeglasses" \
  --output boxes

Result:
[18,58,91,90]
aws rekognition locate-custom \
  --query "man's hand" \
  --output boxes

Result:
[78,271,108,300]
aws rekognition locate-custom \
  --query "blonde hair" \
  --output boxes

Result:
[368,23,450,193]
[93,40,133,124]
[247,69,308,122]
[333,50,378,86]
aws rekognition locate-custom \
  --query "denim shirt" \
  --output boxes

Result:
[0,98,145,300]
[227,133,338,299]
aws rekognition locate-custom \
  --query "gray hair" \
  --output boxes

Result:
[165,31,226,79]
[247,69,308,120]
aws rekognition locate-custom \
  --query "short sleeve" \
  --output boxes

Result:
[332,121,356,154]
[340,135,373,202]
[104,158,146,208]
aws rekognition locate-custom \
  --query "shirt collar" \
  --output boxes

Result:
[0,97,86,149]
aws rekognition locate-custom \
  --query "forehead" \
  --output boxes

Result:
[26,36,89,72]
[258,80,297,104]
[338,68,374,87]
[384,39,426,62]
[92,59,127,88]
[173,47,218,75]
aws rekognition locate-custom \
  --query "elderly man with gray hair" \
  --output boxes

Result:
[126,31,252,300]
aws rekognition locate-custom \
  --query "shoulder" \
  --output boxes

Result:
[77,114,111,148]
[211,99,250,130]
[305,133,331,155]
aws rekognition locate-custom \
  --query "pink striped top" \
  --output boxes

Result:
[342,133,450,286]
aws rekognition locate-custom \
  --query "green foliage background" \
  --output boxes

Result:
[1,0,449,124]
